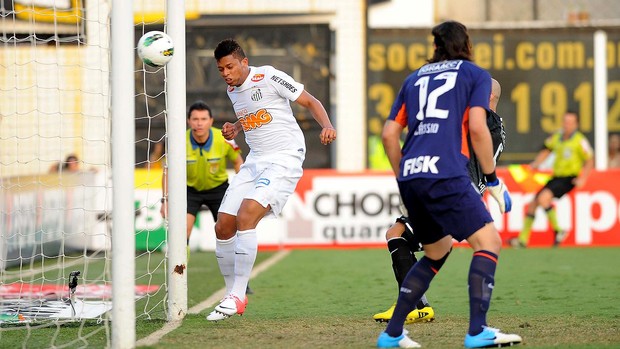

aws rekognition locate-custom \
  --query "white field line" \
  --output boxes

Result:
[136,249,290,347]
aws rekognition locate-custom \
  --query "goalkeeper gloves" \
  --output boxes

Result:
[485,172,512,213]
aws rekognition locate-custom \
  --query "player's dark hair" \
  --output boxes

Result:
[187,100,212,119]
[214,38,246,61]
[429,21,473,63]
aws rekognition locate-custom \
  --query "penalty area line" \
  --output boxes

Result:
[136,249,290,347]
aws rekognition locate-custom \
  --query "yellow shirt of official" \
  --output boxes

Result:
[186,128,240,191]
[545,131,592,177]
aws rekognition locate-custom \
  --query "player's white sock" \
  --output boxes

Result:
[215,236,237,294]
[231,229,258,298]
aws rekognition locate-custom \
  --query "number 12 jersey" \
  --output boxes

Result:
[387,60,492,181]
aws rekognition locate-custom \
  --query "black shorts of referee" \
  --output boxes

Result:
[539,176,576,198]
[187,181,229,221]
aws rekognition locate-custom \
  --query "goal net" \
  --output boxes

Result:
[0,1,180,347]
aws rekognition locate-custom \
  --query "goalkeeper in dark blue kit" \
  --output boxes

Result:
[373,78,506,325]
[376,20,521,349]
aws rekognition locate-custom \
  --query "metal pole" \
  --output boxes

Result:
[166,0,188,321]
[111,0,136,346]
[594,30,608,170]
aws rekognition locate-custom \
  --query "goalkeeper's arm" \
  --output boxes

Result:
[469,107,495,175]
[469,106,512,213]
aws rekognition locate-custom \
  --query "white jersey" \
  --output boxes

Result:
[227,65,305,156]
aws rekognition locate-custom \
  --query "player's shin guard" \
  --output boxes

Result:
[387,237,414,288]
[387,237,428,309]
[231,229,258,298]
[385,250,450,337]
[468,250,498,336]
[215,236,236,294]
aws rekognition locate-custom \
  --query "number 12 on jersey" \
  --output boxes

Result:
[414,72,457,120]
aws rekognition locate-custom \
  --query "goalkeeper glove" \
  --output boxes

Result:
[486,178,512,213]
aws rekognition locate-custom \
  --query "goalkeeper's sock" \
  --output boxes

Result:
[215,235,237,294]
[388,237,429,310]
[231,229,258,299]
[518,214,535,245]
[387,237,413,288]
[468,250,498,336]
[418,294,430,309]
[546,206,560,231]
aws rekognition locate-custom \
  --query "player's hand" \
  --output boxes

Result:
[221,122,239,140]
[573,176,586,188]
[487,178,512,213]
[320,127,336,145]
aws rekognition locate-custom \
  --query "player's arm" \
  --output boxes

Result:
[575,140,594,188]
[224,138,243,173]
[530,147,552,170]
[295,90,336,145]
[574,157,593,188]
[232,154,243,173]
[382,119,404,177]
[471,106,512,213]
[487,110,506,164]
[469,106,495,175]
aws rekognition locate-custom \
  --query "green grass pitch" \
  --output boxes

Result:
[160,246,620,349]
[1,247,619,348]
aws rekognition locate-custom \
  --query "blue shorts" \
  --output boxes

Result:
[398,176,493,244]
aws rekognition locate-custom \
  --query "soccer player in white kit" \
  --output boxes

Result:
[207,38,337,321]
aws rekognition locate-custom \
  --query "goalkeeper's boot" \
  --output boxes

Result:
[406,306,434,324]
[377,330,421,348]
[464,326,522,348]
[373,303,396,323]
[206,295,247,321]
[373,304,435,324]
[553,229,567,247]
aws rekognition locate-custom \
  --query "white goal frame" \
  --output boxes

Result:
[111,0,187,347]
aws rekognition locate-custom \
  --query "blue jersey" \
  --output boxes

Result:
[387,60,491,181]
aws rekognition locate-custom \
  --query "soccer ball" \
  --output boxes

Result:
[137,31,174,67]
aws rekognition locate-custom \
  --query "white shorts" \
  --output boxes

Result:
[218,151,304,218]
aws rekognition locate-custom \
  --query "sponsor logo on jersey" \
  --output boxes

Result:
[239,109,273,131]
[402,156,440,175]
[270,75,298,93]
[251,88,263,101]
[418,60,463,75]
[251,74,264,82]
[236,108,248,117]
[257,177,271,186]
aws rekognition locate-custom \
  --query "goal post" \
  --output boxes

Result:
[165,0,189,322]
[111,0,136,347]
[1,0,187,347]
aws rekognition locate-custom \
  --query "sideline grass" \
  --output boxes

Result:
[146,247,620,349]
